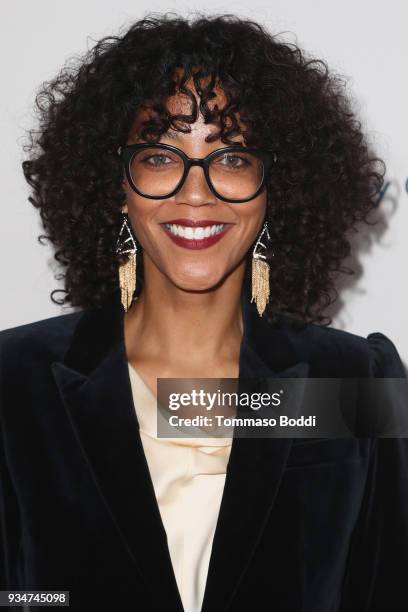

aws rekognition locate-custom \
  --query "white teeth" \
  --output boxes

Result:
[164,223,226,239]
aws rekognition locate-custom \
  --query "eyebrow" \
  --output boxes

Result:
[160,129,237,142]
[160,130,181,140]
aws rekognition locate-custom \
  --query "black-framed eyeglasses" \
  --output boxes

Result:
[117,142,277,203]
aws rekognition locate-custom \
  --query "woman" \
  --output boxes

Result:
[1,13,407,612]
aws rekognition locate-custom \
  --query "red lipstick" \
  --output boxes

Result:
[162,218,229,227]
[160,219,233,250]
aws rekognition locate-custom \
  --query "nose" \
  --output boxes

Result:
[174,162,217,206]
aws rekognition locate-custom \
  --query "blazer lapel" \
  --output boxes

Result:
[51,291,184,611]
[200,283,309,612]
[51,284,309,612]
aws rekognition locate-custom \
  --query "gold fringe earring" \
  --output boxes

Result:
[251,221,272,317]
[116,213,138,312]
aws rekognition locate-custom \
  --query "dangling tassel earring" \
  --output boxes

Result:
[251,220,272,317]
[115,212,138,312]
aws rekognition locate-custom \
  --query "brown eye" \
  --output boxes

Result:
[141,154,173,167]
[217,154,250,168]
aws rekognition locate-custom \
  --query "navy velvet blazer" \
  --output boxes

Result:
[0,285,407,612]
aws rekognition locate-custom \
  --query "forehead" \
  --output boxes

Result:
[166,73,228,113]
[129,71,245,141]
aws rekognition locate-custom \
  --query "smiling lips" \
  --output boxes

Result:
[160,218,233,250]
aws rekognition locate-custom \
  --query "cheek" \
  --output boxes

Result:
[126,199,159,241]
[237,199,267,239]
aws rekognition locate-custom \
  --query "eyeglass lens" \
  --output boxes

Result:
[129,146,264,199]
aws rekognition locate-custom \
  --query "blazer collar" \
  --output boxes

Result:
[51,282,309,612]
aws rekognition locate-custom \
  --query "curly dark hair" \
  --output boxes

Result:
[22,11,383,326]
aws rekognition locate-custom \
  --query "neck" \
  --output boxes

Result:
[124,260,246,376]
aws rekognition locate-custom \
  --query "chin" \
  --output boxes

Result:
[168,270,226,293]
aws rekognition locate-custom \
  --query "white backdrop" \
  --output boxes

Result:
[1,0,407,368]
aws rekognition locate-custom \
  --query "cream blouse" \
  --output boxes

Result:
[127,363,233,612]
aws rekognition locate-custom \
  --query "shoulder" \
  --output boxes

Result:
[277,314,406,378]
[0,309,83,368]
